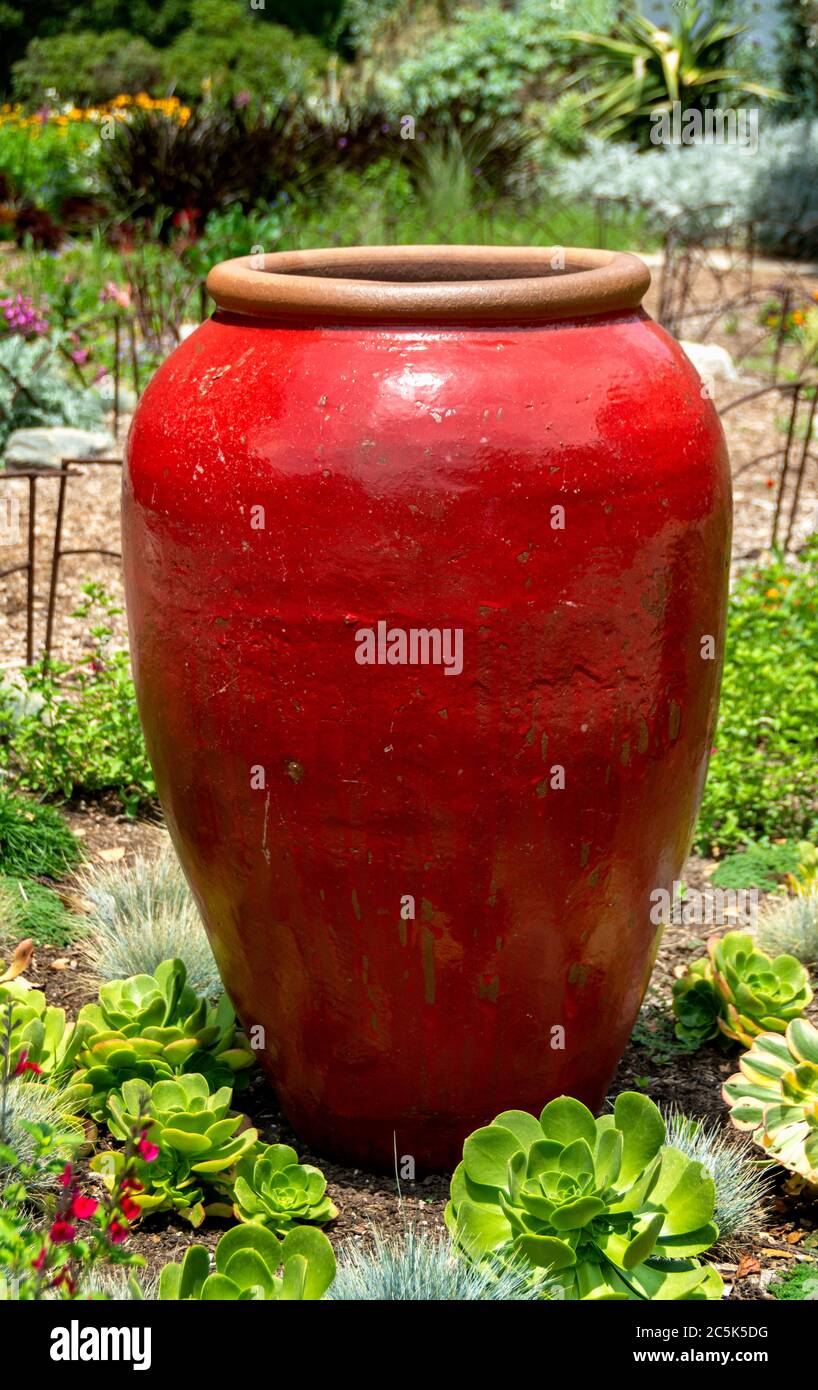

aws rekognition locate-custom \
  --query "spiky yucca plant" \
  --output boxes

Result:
[76,848,220,997]
[562,4,783,144]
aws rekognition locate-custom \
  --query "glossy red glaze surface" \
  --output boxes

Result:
[122,301,731,1170]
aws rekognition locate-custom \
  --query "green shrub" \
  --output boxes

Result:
[163,0,327,103]
[0,790,79,879]
[0,584,155,815]
[12,31,167,106]
[710,842,801,891]
[696,540,818,854]
[77,848,220,997]
[0,877,78,946]
[392,0,616,127]
[0,111,99,214]
[0,337,105,451]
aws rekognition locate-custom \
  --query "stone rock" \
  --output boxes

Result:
[94,374,139,414]
[679,340,739,384]
[2,426,117,473]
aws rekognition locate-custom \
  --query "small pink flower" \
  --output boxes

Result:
[71,348,89,366]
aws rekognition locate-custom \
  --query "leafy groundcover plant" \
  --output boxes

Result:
[446,1093,722,1300]
[672,931,812,1048]
[724,1018,818,1188]
[0,789,80,879]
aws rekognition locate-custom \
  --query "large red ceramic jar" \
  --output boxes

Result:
[123,246,731,1171]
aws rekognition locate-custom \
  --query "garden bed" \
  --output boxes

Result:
[14,810,817,1302]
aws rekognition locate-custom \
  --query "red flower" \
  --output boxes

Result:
[58,1163,74,1188]
[108,1220,129,1245]
[120,1195,141,1221]
[120,1175,143,1193]
[48,1220,77,1244]
[70,1193,98,1219]
[14,1051,43,1076]
[137,1134,159,1162]
[32,1247,48,1271]
[50,1270,77,1295]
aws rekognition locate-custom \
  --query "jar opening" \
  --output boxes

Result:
[206,245,650,324]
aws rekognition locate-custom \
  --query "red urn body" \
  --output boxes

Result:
[122,247,731,1170]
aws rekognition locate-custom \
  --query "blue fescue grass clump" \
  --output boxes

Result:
[662,1107,771,1254]
[755,891,818,966]
[328,1224,546,1301]
[76,847,221,997]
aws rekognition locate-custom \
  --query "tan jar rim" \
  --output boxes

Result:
[206,244,650,324]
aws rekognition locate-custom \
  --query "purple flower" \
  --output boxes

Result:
[0,293,49,337]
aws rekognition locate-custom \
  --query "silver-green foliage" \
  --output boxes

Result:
[0,338,104,452]
[0,1077,82,1185]
[77,848,221,998]
[328,1224,544,1301]
[661,1106,770,1254]
[755,892,818,966]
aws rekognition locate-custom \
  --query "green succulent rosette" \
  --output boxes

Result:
[94,1073,258,1226]
[724,1017,818,1187]
[230,1142,338,1236]
[0,981,91,1107]
[72,959,255,1115]
[709,932,812,1047]
[671,959,725,1048]
[158,1223,336,1300]
[446,1092,723,1300]
[672,932,812,1050]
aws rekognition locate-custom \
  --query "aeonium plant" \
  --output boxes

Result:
[723,1017,818,1188]
[446,1093,723,1300]
[72,958,255,1116]
[672,931,812,1049]
[93,1073,258,1228]
[230,1143,338,1236]
[0,983,90,1104]
[158,1223,336,1301]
